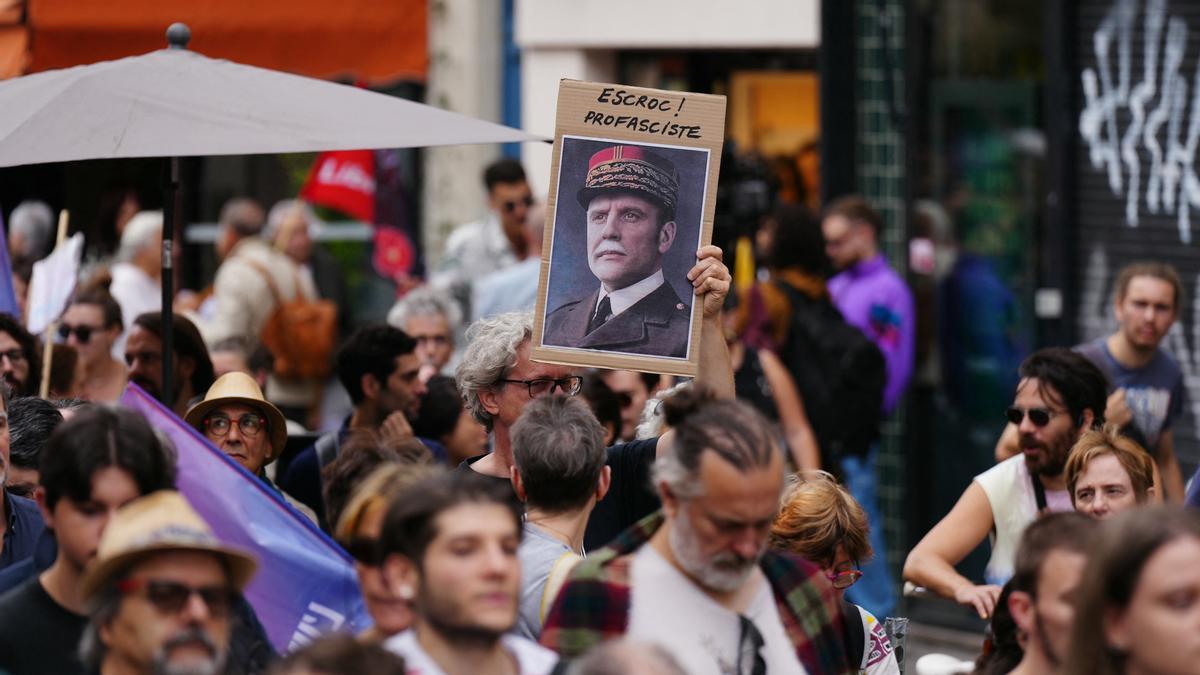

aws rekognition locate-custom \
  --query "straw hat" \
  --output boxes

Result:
[79,491,257,601]
[185,372,287,461]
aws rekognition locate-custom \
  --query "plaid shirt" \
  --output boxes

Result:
[540,511,852,675]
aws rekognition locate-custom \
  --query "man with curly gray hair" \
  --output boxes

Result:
[455,244,734,550]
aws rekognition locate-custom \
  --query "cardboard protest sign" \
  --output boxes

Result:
[532,80,726,377]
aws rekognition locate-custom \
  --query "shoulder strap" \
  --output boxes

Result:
[539,552,581,623]
[1032,472,1048,513]
[840,598,866,669]
[315,433,340,468]
[241,257,284,304]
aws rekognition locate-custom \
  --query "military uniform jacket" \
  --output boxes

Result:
[543,281,690,358]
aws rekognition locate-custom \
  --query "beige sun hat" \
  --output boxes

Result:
[185,372,288,461]
[79,491,258,601]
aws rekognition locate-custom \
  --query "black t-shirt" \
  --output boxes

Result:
[460,437,661,551]
[0,577,87,674]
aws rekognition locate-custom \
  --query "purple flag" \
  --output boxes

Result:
[0,208,21,317]
[120,384,372,651]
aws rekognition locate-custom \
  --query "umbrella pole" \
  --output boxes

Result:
[158,25,190,409]
[160,156,178,409]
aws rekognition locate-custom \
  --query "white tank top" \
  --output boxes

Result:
[974,454,1072,585]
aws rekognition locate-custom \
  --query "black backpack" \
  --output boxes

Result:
[840,598,867,670]
[775,280,886,463]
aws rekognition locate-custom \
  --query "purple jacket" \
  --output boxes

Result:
[828,254,914,413]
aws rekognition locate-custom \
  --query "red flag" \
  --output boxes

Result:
[300,150,376,222]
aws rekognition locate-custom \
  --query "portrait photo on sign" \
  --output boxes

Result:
[539,136,709,361]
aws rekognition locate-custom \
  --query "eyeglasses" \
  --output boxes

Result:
[502,195,534,213]
[499,376,583,398]
[116,578,237,617]
[203,413,266,437]
[826,567,864,589]
[0,349,24,365]
[58,323,101,343]
[1005,406,1060,427]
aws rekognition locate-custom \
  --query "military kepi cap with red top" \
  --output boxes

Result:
[577,145,679,221]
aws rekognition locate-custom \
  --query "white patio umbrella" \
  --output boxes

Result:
[0,24,544,404]
[0,25,539,165]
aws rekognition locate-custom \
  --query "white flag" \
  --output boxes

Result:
[26,232,84,335]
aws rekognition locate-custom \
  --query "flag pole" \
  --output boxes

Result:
[38,209,69,399]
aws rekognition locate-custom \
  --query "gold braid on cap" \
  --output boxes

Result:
[585,159,678,215]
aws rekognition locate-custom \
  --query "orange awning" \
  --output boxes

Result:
[26,0,427,84]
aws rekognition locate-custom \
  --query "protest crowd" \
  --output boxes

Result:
[0,151,1196,675]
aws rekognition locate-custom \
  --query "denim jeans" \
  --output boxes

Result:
[840,447,897,619]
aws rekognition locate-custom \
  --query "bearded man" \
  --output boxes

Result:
[903,348,1107,619]
[540,390,852,675]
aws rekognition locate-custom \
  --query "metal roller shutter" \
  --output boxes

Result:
[1074,0,1200,472]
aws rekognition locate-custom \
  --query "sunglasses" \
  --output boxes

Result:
[203,413,266,438]
[1005,406,1060,427]
[58,323,101,343]
[116,578,237,617]
[502,195,534,213]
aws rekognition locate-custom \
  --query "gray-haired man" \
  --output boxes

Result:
[510,395,611,639]
[540,391,851,674]
[387,286,462,380]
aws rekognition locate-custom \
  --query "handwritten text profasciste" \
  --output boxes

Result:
[583,87,703,139]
